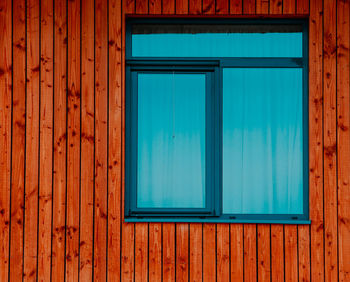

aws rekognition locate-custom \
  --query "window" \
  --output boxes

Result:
[125,19,309,223]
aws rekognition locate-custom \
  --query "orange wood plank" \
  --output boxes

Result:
[216,0,229,14]
[203,0,215,14]
[176,0,188,14]
[283,0,296,14]
[66,0,81,280]
[126,0,135,13]
[217,224,230,282]
[256,0,268,14]
[107,0,122,280]
[0,0,12,280]
[163,223,175,282]
[296,0,309,15]
[136,0,148,14]
[163,0,175,14]
[135,223,148,281]
[270,0,282,14]
[189,0,202,14]
[298,226,310,282]
[244,224,257,282]
[257,224,270,282]
[176,223,189,281]
[9,0,26,280]
[337,0,350,280]
[230,0,242,14]
[94,0,108,280]
[323,0,338,281]
[80,0,95,280]
[23,0,40,280]
[243,0,256,14]
[121,1,135,280]
[149,223,162,281]
[37,1,54,281]
[203,224,216,282]
[51,0,67,281]
[231,224,243,282]
[149,0,162,14]
[189,223,202,282]
[271,225,284,282]
[309,0,325,281]
[284,225,298,282]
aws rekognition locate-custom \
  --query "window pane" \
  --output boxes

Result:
[132,24,302,57]
[137,73,206,208]
[223,68,303,214]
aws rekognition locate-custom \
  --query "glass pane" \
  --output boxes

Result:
[223,68,303,214]
[137,73,206,208]
[132,24,302,57]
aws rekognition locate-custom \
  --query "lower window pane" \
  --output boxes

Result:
[223,68,303,214]
[137,73,206,208]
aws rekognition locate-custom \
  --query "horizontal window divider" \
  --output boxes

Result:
[127,59,220,66]
[130,209,213,215]
[219,57,304,67]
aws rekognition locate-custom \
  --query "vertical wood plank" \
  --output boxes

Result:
[283,0,296,14]
[284,225,298,282]
[136,0,148,13]
[10,0,26,280]
[323,0,338,281]
[107,0,122,280]
[135,223,148,281]
[231,224,243,282]
[337,0,350,280]
[296,0,309,14]
[256,0,269,13]
[270,0,282,14]
[189,0,202,14]
[94,0,108,280]
[66,0,81,280]
[0,0,12,280]
[271,225,284,282]
[217,224,230,282]
[51,0,67,280]
[203,0,215,14]
[203,224,216,282]
[163,0,175,14]
[244,224,257,282]
[190,223,202,282]
[121,1,134,280]
[298,226,310,282]
[257,224,270,282]
[216,0,229,14]
[37,0,53,280]
[149,0,162,14]
[309,0,325,281]
[176,0,188,14]
[149,223,162,281]
[24,0,40,280]
[176,224,189,281]
[230,0,243,14]
[243,0,256,14]
[163,223,175,282]
[80,0,94,280]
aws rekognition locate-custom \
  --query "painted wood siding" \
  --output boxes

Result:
[0,0,349,281]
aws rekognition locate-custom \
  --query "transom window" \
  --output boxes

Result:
[125,19,309,223]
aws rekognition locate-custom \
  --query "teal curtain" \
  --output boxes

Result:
[223,68,303,214]
[137,73,206,208]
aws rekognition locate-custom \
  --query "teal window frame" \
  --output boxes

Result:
[125,18,310,224]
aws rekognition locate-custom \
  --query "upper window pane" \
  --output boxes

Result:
[137,73,206,208]
[131,24,303,58]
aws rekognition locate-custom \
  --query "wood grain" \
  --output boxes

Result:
[271,225,284,282]
[0,0,12,280]
[176,223,189,281]
[149,223,162,281]
[217,224,230,282]
[231,224,243,281]
[163,223,175,282]
[284,225,298,282]
[190,223,202,282]
[135,223,148,281]
[244,224,257,282]
[258,224,270,282]
[203,224,216,282]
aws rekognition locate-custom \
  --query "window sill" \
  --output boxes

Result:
[124,218,311,225]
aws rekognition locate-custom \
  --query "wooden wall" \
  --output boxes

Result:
[0,0,350,281]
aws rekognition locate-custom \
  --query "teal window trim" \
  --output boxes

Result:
[125,18,309,224]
